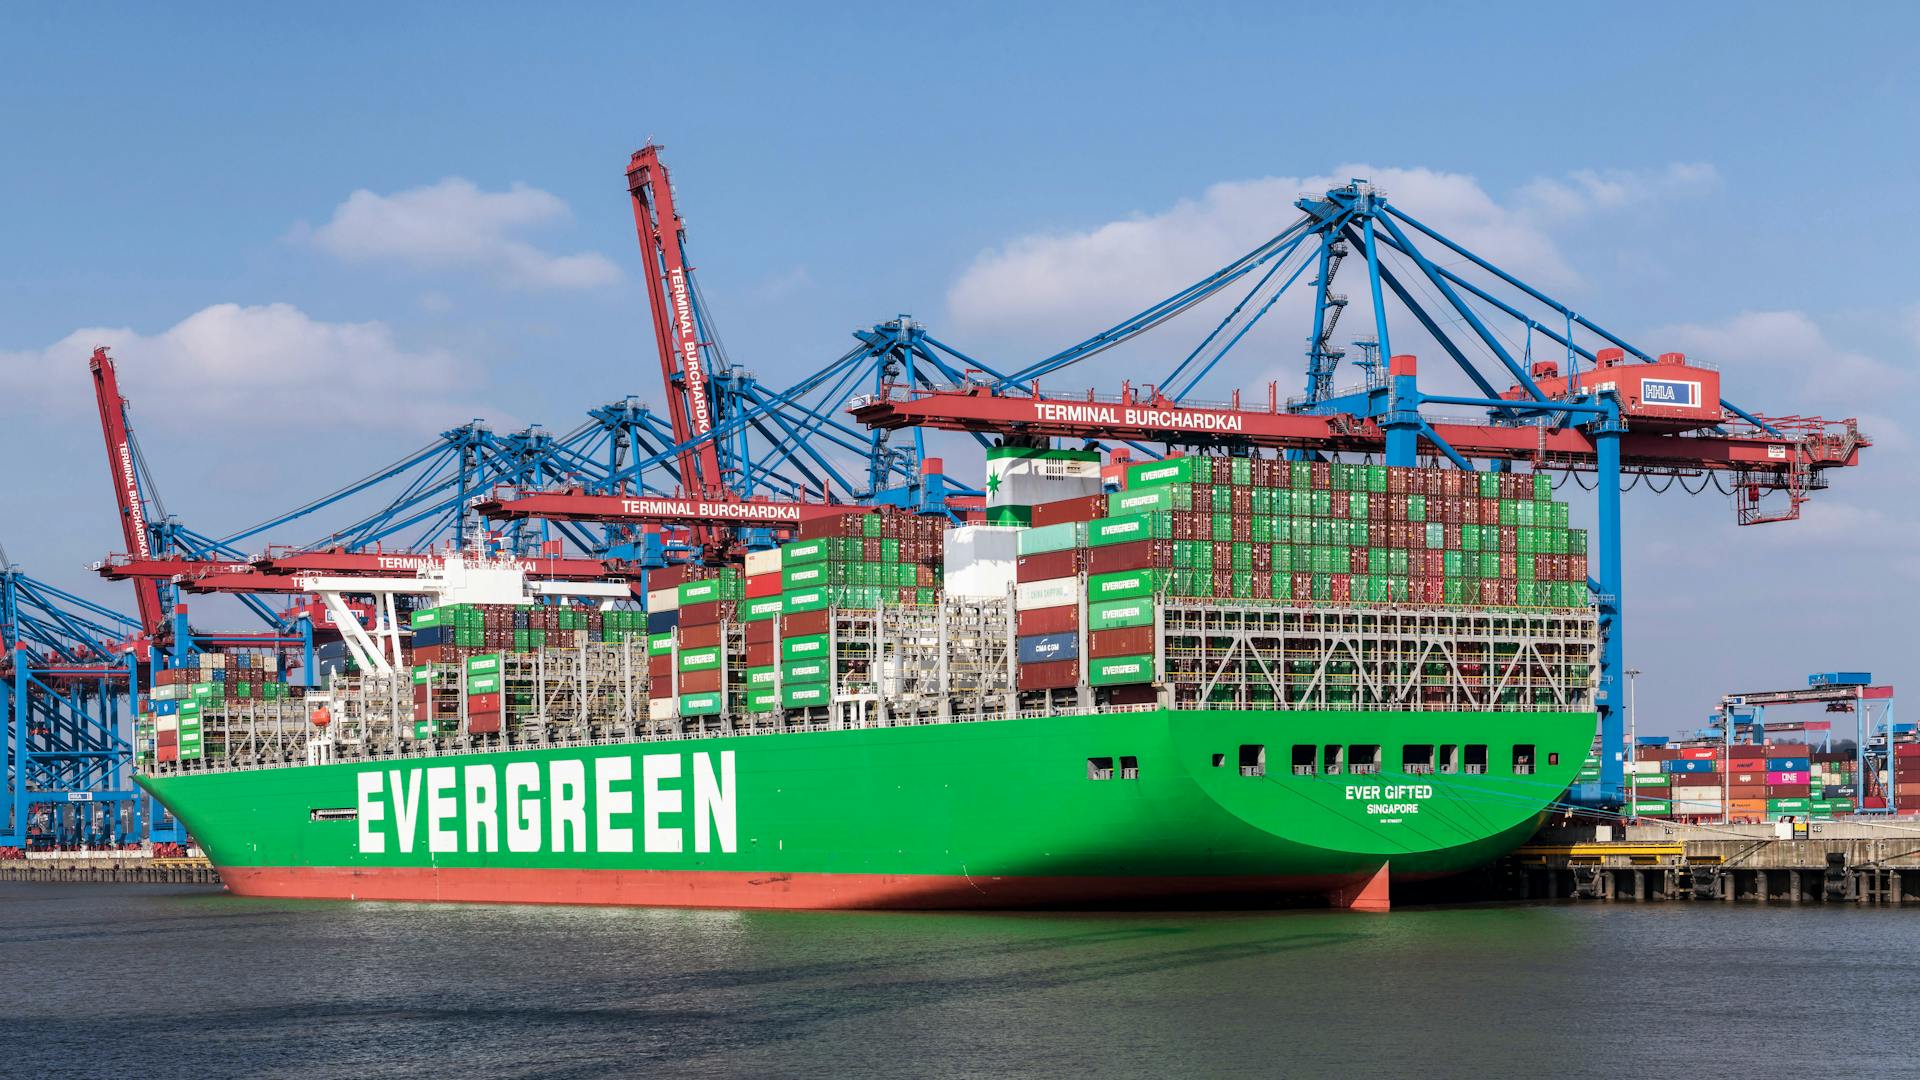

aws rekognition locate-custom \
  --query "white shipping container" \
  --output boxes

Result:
[1016,576,1079,611]
[646,588,679,612]
[647,698,678,722]
[157,715,179,733]
[943,525,1021,598]
[1625,760,1662,774]
[744,548,783,577]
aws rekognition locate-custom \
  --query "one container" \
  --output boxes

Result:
[1016,659,1078,691]
[1088,654,1154,686]
[1088,597,1154,631]
[1016,576,1079,611]
[1016,633,1080,664]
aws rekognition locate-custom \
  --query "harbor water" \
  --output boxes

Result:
[6,882,1916,1078]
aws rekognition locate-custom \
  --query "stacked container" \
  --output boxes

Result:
[1082,456,1588,608]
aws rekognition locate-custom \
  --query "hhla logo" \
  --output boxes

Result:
[355,750,736,855]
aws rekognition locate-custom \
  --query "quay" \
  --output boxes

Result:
[1500,820,1920,904]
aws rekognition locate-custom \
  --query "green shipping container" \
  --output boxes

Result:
[746,688,779,713]
[1087,512,1171,547]
[783,588,829,614]
[647,633,674,657]
[1088,654,1155,687]
[409,606,443,629]
[739,596,784,622]
[467,672,501,695]
[1087,568,1162,602]
[1088,598,1155,631]
[677,647,722,672]
[679,692,724,716]
[781,633,830,662]
[782,564,829,591]
[1108,486,1174,516]
[1124,457,1195,488]
[1017,521,1085,556]
[743,665,778,688]
[781,682,830,709]
[781,658,830,685]
[1632,800,1672,815]
[466,653,502,677]
[782,537,830,564]
[678,579,722,606]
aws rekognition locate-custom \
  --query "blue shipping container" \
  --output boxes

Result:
[411,625,447,648]
[1767,756,1811,772]
[646,610,680,633]
[1635,736,1671,746]
[1663,759,1716,773]
[154,701,178,716]
[1016,633,1080,664]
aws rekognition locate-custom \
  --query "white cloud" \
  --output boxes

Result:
[1647,309,1913,407]
[294,179,620,290]
[1514,162,1719,221]
[944,162,1714,372]
[0,302,502,432]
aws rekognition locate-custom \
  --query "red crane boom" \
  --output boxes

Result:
[87,347,165,631]
[627,144,725,496]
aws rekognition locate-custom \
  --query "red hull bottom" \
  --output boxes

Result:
[219,865,1392,911]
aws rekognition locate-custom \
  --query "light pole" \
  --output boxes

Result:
[1625,668,1642,812]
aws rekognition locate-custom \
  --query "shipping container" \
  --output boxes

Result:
[1017,633,1080,664]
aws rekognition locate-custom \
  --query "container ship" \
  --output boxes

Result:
[134,455,1600,911]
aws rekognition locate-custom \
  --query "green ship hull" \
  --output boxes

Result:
[138,708,1595,909]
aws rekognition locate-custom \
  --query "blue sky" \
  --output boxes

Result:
[3,3,1915,733]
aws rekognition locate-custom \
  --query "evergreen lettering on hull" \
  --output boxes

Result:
[355,751,737,857]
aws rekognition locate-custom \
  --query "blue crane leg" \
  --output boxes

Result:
[1596,425,1625,803]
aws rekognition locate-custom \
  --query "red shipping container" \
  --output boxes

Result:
[745,641,776,667]
[468,711,502,735]
[1671,773,1720,788]
[156,745,178,763]
[1017,659,1079,691]
[1679,747,1718,761]
[1016,605,1079,636]
[745,620,774,645]
[679,623,722,649]
[650,565,693,589]
[648,654,673,679]
[794,507,875,540]
[1017,550,1083,582]
[781,610,831,638]
[1030,495,1105,527]
[1250,571,1272,599]
[679,602,721,627]
[679,669,723,694]
[1328,574,1350,602]
[1769,742,1810,755]
[1897,744,1920,758]
[1107,684,1158,707]
[157,729,177,747]
[1089,540,1167,575]
[1765,784,1812,797]
[1292,572,1312,601]
[744,573,782,599]
[1088,626,1153,659]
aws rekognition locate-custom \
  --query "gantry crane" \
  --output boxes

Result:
[852,178,1869,805]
